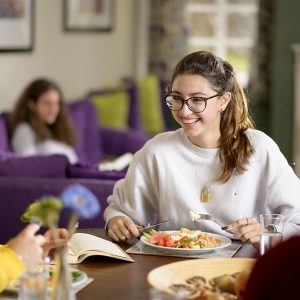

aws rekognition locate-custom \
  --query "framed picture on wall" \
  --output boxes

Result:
[0,0,34,52]
[64,0,114,32]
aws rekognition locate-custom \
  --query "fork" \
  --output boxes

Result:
[138,219,175,234]
[190,212,227,230]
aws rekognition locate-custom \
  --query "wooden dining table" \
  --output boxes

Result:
[76,228,257,300]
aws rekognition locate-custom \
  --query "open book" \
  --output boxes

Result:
[66,233,134,264]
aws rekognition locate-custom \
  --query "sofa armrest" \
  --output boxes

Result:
[100,126,149,157]
[0,176,116,243]
[0,154,69,178]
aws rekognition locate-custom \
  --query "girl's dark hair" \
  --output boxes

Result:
[170,51,255,182]
[9,78,77,146]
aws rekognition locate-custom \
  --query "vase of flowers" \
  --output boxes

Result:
[22,184,101,300]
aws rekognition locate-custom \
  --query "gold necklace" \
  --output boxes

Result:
[200,185,211,202]
[200,157,219,203]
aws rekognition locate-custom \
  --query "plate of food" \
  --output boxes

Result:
[148,258,256,299]
[140,228,231,254]
[6,268,87,293]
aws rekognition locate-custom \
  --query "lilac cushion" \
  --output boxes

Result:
[0,154,68,177]
[101,126,149,156]
[67,163,126,180]
[68,100,104,165]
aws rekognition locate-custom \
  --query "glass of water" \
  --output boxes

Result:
[19,270,47,300]
[259,213,284,256]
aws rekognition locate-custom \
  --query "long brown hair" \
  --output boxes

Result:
[9,78,77,146]
[170,51,255,182]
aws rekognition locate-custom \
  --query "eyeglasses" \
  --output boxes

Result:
[164,93,220,113]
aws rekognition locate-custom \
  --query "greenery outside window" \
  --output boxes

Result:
[186,0,258,87]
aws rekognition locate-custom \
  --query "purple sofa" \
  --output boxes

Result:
[0,99,149,243]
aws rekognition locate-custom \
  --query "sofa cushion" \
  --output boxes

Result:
[137,74,165,134]
[91,88,130,130]
[0,154,68,177]
[88,84,143,132]
[68,99,104,165]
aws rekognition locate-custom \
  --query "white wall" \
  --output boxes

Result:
[0,0,135,111]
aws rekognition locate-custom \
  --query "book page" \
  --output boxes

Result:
[70,233,132,260]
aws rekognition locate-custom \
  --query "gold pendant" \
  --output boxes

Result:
[200,186,211,202]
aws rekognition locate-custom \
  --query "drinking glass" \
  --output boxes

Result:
[259,213,284,256]
[18,270,47,300]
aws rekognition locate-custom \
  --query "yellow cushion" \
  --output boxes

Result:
[91,88,130,130]
[137,75,165,134]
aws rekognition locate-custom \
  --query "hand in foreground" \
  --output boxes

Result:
[42,228,69,259]
[107,216,140,242]
[7,224,46,270]
[225,217,261,249]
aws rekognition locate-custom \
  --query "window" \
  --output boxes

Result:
[185,0,258,87]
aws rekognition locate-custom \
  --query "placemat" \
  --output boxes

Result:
[126,241,242,259]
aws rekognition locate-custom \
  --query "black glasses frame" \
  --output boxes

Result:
[164,93,220,113]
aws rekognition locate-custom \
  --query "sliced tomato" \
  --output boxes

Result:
[157,237,166,247]
[164,236,176,247]
[148,233,166,244]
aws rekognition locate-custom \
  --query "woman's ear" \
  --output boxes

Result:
[219,92,231,111]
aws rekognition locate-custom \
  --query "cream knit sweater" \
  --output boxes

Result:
[104,128,300,239]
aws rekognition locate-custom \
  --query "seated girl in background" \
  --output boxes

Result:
[9,78,78,164]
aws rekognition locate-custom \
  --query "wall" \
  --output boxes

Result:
[271,0,300,161]
[0,0,134,111]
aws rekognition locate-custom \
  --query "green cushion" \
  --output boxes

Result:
[91,89,130,130]
[137,75,165,134]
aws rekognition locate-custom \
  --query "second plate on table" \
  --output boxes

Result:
[148,258,256,296]
[140,230,231,254]
[5,268,88,293]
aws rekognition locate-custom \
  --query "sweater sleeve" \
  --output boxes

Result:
[103,144,159,226]
[262,138,300,238]
[11,123,37,156]
[0,245,25,293]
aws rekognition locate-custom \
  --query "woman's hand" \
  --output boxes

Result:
[107,216,140,242]
[42,228,69,259]
[7,224,46,270]
[226,217,261,249]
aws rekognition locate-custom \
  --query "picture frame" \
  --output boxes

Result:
[64,0,114,32]
[0,0,34,52]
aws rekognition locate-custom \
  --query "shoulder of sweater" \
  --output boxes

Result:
[132,130,180,163]
[14,122,34,136]
[246,128,280,151]
[143,130,180,149]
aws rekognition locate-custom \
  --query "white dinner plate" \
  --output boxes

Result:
[140,230,231,254]
[5,268,88,293]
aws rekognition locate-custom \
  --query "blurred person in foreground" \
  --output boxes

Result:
[0,224,67,292]
[244,235,300,300]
